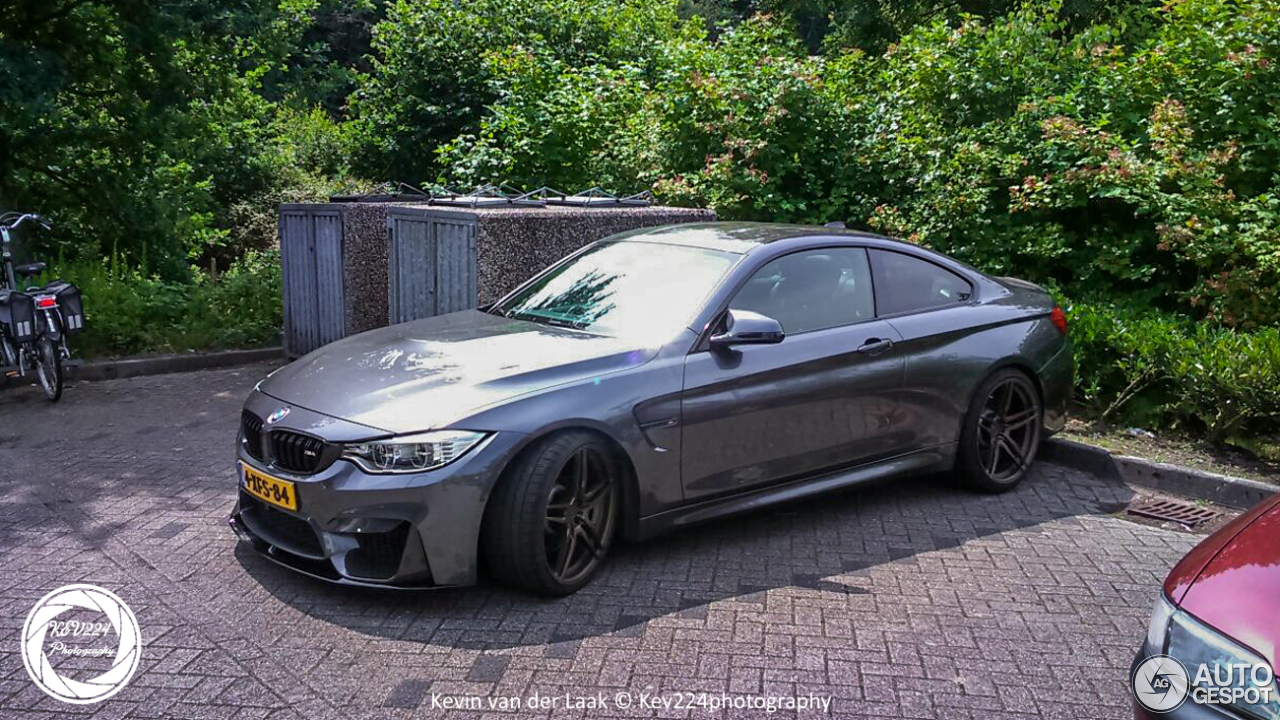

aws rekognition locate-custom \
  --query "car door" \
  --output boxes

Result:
[866,248,981,449]
[679,247,907,502]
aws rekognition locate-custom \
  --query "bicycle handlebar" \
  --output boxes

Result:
[0,213,52,231]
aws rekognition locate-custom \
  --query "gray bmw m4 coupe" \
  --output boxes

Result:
[231,222,1072,595]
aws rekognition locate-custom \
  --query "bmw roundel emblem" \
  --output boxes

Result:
[266,407,291,425]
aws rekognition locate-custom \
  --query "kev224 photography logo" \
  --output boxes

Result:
[20,585,142,704]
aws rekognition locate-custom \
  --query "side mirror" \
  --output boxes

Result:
[710,309,785,348]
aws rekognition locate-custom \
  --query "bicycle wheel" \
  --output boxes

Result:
[1,332,16,368]
[35,336,63,402]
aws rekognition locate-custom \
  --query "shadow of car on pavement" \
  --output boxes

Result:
[234,463,1135,651]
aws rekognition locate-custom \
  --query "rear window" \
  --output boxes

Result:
[868,249,972,316]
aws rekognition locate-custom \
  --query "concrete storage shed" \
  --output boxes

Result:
[278,201,715,356]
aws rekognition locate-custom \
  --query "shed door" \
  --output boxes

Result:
[388,210,478,324]
[280,206,345,356]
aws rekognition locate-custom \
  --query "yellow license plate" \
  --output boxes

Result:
[241,463,298,511]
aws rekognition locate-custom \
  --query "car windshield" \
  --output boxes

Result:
[492,241,739,338]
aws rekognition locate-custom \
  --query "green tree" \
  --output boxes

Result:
[349,0,694,184]
[0,0,317,278]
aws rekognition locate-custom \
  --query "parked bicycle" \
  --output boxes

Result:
[0,213,84,402]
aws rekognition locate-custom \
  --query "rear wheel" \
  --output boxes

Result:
[1,333,16,369]
[482,432,620,595]
[957,369,1041,492]
[35,336,63,402]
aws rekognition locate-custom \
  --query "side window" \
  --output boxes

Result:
[730,248,875,334]
[868,249,972,316]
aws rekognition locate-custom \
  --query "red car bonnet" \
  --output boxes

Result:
[1163,492,1280,669]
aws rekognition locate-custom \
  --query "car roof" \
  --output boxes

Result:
[616,221,999,290]
[619,221,909,254]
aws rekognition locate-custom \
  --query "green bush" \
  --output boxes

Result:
[1069,301,1280,441]
[443,0,1280,329]
[39,251,283,358]
[0,0,321,280]
[441,14,861,220]
[1167,324,1280,441]
[351,0,695,183]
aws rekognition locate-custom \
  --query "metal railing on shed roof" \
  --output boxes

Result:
[328,183,653,208]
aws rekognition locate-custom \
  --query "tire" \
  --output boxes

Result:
[481,431,621,596]
[1,333,16,368]
[35,336,63,402]
[956,368,1042,493]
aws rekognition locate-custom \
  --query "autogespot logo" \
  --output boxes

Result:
[21,585,142,704]
[1133,654,1191,713]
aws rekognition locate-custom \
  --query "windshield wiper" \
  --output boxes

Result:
[531,315,581,329]
[506,310,587,329]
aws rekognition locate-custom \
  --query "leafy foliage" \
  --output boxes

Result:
[444,0,1280,329]
[43,251,283,358]
[1070,301,1280,440]
[349,0,694,183]
[0,0,328,278]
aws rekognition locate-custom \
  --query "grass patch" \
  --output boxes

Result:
[38,250,282,358]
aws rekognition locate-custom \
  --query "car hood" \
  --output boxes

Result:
[1177,494,1280,668]
[259,310,656,435]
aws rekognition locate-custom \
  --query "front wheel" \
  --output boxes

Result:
[35,336,63,402]
[957,368,1042,492]
[482,432,620,595]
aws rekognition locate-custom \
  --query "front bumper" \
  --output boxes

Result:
[229,397,526,588]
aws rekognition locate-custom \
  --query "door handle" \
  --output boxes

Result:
[857,337,894,355]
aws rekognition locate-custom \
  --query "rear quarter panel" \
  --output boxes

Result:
[884,301,1069,448]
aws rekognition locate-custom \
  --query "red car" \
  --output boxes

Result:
[1132,492,1280,719]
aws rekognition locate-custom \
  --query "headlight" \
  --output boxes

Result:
[1166,607,1279,720]
[1147,593,1177,653]
[341,430,487,474]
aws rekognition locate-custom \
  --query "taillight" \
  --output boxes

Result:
[1050,305,1068,336]
[34,295,57,310]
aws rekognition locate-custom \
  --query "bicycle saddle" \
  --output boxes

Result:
[14,262,46,276]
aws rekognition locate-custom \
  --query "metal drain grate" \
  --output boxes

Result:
[1127,498,1220,527]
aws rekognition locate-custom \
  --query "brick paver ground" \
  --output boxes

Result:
[0,364,1203,719]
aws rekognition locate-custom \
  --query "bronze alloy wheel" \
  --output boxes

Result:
[543,448,617,585]
[975,375,1041,484]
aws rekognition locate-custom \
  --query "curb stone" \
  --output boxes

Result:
[72,346,285,380]
[2,346,284,387]
[1042,436,1276,510]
